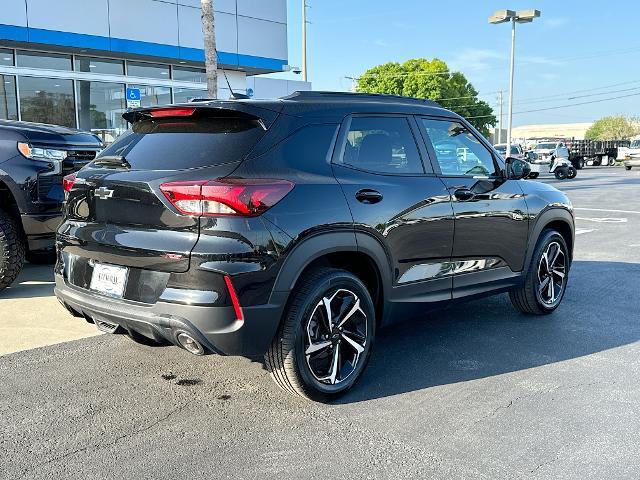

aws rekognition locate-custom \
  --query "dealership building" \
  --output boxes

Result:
[0,0,307,140]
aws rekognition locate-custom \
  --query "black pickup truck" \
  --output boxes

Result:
[0,120,102,291]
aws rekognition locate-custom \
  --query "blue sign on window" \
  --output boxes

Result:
[126,88,141,101]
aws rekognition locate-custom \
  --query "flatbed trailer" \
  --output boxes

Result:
[566,139,630,169]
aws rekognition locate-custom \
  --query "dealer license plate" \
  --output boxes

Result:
[90,263,128,299]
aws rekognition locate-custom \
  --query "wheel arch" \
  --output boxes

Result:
[525,207,575,268]
[0,179,23,227]
[271,231,392,327]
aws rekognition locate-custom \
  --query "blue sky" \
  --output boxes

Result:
[270,0,640,126]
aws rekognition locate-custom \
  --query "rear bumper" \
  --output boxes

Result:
[54,274,285,357]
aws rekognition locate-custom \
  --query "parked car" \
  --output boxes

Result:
[54,92,575,401]
[493,143,527,160]
[0,120,102,291]
[532,141,570,163]
[624,153,640,170]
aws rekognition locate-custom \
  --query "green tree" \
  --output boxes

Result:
[585,116,639,140]
[356,58,496,136]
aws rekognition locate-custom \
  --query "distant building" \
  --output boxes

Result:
[511,123,594,141]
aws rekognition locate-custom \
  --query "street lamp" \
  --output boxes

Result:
[489,9,540,155]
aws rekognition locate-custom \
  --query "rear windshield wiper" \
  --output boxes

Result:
[92,155,131,169]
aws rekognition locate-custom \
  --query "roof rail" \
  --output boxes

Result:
[281,91,441,107]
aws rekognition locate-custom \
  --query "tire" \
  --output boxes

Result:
[608,156,616,166]
[554,168,567,180]
[528,172,539,179]
[0,209,25,292]
[626,166,632,171]
[575,158,585,170]
[26,250,57,265]
[567,166,577,179]
[509,230,570,315]
[265,267,376,402]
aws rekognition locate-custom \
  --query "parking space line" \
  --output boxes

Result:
[575,228,596,235]
[575,207,640,214]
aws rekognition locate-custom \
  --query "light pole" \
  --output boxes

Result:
[302,0,308,82]
[489,9,540,155]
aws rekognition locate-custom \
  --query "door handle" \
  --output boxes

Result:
[355,189,383,204]
[453,187,474,201]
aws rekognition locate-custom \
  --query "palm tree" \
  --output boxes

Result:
[201,0,218,99]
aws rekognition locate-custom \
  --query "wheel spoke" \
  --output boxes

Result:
[539,275,551,294]
[325,342,340,384]
[337,297,362,329]
[341,331,365,354]
[549,244,561,267]
[305,340,332,356]
[321,296,333,331]
[547,278,555,301]
[552,269,565,278]
[542,251,550,273]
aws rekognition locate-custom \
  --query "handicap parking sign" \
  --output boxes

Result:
[126,87,141,108]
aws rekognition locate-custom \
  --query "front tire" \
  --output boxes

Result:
[510,230,570,315]
[265,267,376,402]
[0,210,25,292]
[528,172,539,179]
[567,166,577,179]
[626,166,633,171]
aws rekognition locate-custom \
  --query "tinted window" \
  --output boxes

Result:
[98,116,267,170]
[0,48,14,67]
[127,61,170,79]
[75,56,124,75]
[341,116,423,174]
[421,119,498,177]
[17,51,72,70]
[173,66,206,83]
[0,75,18,120]
[19,76,76,127]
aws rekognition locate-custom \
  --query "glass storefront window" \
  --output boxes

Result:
[18,76,76,127]
[172,66,206,83]
[0,75,18,120]
[173,88,207,104]
[17,51,73,71]
[127,61,170,79]
[0,49,14,67]
[75,56,124,75]
[128,84,172,107]
[77,80,127,143]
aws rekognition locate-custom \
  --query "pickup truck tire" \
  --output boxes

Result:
[625,166,633,171]
[0,209,25,292]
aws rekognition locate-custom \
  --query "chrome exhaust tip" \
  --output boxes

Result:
[176,332,205,355]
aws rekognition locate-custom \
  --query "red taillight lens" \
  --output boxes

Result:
[63,173,76,193]
[149,107,196,118]
[160,179,294,217]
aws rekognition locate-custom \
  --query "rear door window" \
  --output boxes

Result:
[98,116,266,170]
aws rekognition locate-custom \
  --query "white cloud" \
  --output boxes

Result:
[448,48,505,73]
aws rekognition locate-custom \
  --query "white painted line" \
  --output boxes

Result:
[575,228,596,235]
[575,207,640,214]
[575,217,627,223]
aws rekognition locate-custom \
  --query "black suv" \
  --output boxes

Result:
[55,92,574,401]
[0,120,102,290]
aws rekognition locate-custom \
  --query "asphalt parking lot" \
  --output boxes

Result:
[1,166,639,479]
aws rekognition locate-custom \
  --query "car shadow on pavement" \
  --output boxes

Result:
[338,260,640,404]
[0,264,56,300]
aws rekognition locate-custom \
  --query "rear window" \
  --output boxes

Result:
[97,116,266,170]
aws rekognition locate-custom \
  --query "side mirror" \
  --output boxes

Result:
[505,157,531,180]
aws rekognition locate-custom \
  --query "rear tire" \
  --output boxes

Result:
[509,230,569,315]
[554,168,567,180]
[626,166,633,171]
[0,210,25,292]
[608,156,616,166]
[265,267,376,402]
[567,166,577,179]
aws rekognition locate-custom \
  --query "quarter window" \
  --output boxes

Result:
[421,119,498,177]
[341,117,423,174]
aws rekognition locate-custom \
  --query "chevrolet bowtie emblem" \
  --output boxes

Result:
[94,187,114,200]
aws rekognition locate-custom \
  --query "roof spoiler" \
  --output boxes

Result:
[122,102,281,127]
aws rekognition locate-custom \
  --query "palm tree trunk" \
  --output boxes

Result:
[201,0,218,99]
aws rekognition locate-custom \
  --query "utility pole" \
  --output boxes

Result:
[201,0,218,98]
[302,0,308,82]
[497,90,504,144]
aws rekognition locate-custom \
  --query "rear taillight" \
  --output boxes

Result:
[149,107,196,118]
[63,173,76,193]
[159,179,294,217]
